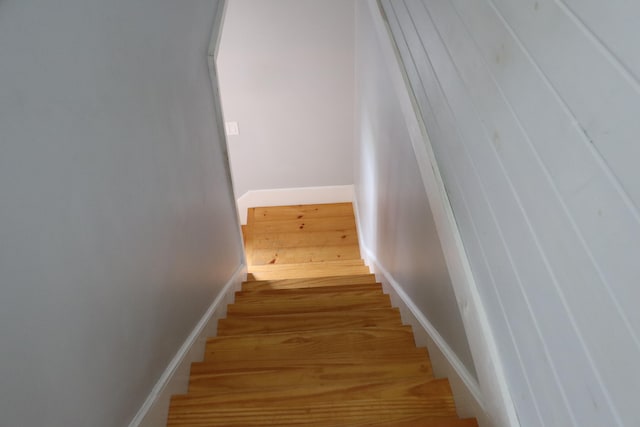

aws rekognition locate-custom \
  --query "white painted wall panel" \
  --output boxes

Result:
[217,0,355,199]
[380,0,640,425]
[0,1,243,425]
[354,0,476,383]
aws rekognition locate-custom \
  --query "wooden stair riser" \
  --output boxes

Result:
[241,274,378,291]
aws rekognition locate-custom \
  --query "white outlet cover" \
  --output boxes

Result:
[225,121,239,136]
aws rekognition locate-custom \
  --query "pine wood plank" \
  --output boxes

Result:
[246,266,371,280]
[235,283,383,297]
[247,260,370,280]
[226,294,391,316]
[386,418,480,427]
[167,398,458,427]
[250,244,361,265]
[188,358,433,393]
[218,309,403,335]
[249,259,365,269]
[241,274,378,291]
[190,353,433,372]
[174,377,454,408]
[252,203,354,222]
[204,328,418,362]
[248,216,357,233]
[250,230,360,249]
[243,226,254,266]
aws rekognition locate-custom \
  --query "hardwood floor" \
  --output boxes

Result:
[166,203,478,427]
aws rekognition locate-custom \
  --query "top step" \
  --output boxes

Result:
[249,203,355,223]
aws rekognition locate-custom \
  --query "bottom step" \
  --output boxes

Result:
[167,398,477,427]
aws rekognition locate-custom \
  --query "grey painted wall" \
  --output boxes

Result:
[380,0,640,425]
[354,1,476,380]
[0,1,242,425]
[217,0,356,198]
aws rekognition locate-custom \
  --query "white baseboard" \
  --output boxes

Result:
[362,247,489,426]
[128,264,246,427]
[236,185,355,225]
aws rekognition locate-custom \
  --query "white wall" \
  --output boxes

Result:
[217,0,356,199]
[0,1,243,426]
[380,0,640,426]
[354,1,476,380]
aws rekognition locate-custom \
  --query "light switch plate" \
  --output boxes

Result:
[225,121,239,136]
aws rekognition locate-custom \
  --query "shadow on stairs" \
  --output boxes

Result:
[166,203,478,427]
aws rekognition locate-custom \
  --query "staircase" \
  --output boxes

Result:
[166,203,478,426]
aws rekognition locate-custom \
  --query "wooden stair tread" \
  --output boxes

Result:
[177,377,452,405]
[167,398,459,427]
[188,358,434,392]
[226,296,392,316]
[251,244,361,265]
[246,268,372,280]
[204,328,419,361]
[250,230,360,249]
[241,274,377,290]
[173,381,456,420]
[191,353,433,370]
[247,216,357,234]
[249,203,355,223]
[249,259,365,270]
[233,290,385,302]
[384,418,479,427]
[218,309,403,335]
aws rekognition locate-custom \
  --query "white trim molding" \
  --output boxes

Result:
[129,264,246,427]
[364,1,519,426]
[236,185,355,224]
